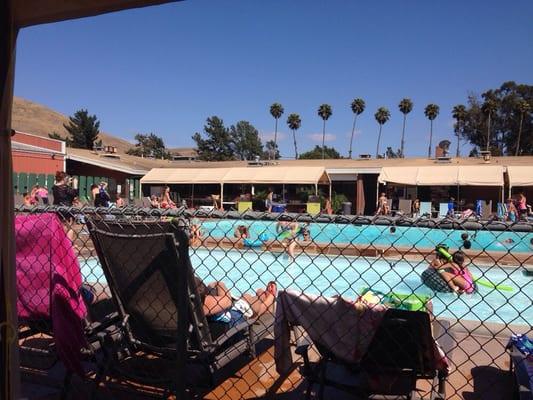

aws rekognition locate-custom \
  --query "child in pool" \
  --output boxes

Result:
[433,251,475,294]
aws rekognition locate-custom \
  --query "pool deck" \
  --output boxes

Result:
[21,315,520,400]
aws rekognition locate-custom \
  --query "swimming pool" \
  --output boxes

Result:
[201,219,533,253]
[80,248,532,327]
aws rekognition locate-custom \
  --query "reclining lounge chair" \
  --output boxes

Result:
[87,220,259,396]
[295,308,447,400]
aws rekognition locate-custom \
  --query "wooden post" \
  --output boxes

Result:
[0,1,21,398]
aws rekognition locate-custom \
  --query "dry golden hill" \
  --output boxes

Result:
[12,96,134,153]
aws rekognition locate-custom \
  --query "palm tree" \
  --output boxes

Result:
[452,104,467,157]
[287,113,301,159]
[516,100,531,156]
[424,104,440,158]
[398,98,413,157]
[374,107,391,158]
[269,103,284,159]
[349,98,365,159]
[481,98,497,152]
[317,104,332,159]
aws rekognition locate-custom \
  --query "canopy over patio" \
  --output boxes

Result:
[140,166,330,186]
[378,165,505,187]
[507,166,533,188]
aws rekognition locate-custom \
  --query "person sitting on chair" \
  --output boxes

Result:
[196,278,277,327]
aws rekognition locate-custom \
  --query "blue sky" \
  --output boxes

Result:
[14,0,533,158]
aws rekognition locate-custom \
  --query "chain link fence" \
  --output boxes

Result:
[13,205,533,399]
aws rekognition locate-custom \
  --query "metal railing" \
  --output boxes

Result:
[12,205,533,399]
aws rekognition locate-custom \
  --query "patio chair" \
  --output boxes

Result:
[295,308,447,400]
[438,203,448,218]
[87,221,259,394]
[506,335,533,400]
[398,199,412,216]
[419,201,432,217]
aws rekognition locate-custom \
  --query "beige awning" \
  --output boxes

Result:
[378,166,419,185]
[507,166,533,187]
[416,166,459,186]
[141,166,330,185]
[457,165,504,186]
[140,168,231,184]
[379,165,504,186]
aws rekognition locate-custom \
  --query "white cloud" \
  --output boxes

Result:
[344,129,362,138]
[260,131,287,142]
[309,133,337,142]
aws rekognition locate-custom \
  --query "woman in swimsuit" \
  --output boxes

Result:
[423,250,475,294]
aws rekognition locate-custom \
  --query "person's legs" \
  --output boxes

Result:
[241,282,277,317]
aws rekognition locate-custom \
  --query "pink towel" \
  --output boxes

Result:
[16,213,88,376]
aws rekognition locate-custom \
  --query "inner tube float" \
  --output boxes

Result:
[421,268,454,293]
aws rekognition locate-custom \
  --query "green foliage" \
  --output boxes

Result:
[229,121,263,161]
[424,104,440,120]
[350,98,365,115]
[374,107,390,125]
[270,103,284,119]
[384,147,402,159]
[398,98,413,115]
[263,140,280,160]
[331,192,348,214]
[299,145,341,159]
[48,131,63,141]
[452,104,467,157]
[317,104,333,120]
[192,116,235,161]
[63,109,100,149]
[287,113,302,159]
[126,133,171,159]
[459,82,533,155]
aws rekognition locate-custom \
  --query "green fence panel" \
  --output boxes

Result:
[13,172,18,194]
[37,174,46,186]
[18,173,28,194]
[133,179,140,199]
[79,176,88,200]
[46,174,55,191]
[28,173,37,192]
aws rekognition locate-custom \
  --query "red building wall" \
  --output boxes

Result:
[12,150,64,174]
[12,131,64,152]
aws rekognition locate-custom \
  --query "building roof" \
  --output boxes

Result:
[66,147,533,179]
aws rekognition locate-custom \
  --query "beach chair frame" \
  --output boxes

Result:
[87,220,258,392]
[295,309,447,400]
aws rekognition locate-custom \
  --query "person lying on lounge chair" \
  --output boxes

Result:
[195,277,277,327]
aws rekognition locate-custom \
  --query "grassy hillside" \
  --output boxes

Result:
[11,96,134,153]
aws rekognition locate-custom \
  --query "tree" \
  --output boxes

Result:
[229,121,263,161]
[269,103,284,159]
[126,133,171,159]
[374,107,390,158]
[263,140,280,160]
[424,104,440,158]
[317,104,332,159]
[192,116,234,161]
[383,147,402,159]
[459,82,533,155]
[63,109,100,149]
[398,98,413,157]
[48,131,63,141]
[299,145,341,159]
[286,113,301,159]
[481,97,498,152]
[516,100,531,156]
[348,98,365,159]
[452,104,467,157]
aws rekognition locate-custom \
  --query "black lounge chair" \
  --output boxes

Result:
[87,220,259,396]
[295,308,447,400]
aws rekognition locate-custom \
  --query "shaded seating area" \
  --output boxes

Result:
[87,220,265,396]
[274,290,448,399]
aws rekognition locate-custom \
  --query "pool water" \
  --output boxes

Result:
[80,248,532,327]
[201,219,533,253]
